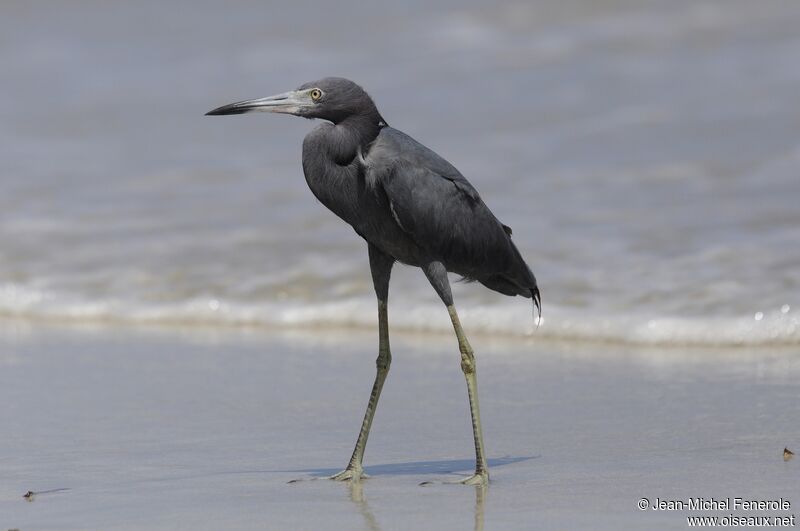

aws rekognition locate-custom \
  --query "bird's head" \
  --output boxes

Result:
[206,77,386,126]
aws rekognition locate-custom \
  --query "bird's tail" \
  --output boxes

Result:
[507,238,541,327]
[478,221,542,328]
[530,286,542,328]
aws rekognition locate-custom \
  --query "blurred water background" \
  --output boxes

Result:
[1,0,798,346]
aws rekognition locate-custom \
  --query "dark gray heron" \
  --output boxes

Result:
[207,77,540,485]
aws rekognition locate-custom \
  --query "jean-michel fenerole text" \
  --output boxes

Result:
[651,498,791,511]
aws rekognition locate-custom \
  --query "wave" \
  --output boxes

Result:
[0,283,797,347]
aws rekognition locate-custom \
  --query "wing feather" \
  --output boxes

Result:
[366,128,517,277]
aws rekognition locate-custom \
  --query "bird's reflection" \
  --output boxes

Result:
[473,483,487,531]
[345,480,487,531]
[348,481,380,531]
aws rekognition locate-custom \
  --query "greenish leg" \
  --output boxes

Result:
[447,305,489,485]
[330,300,391,481]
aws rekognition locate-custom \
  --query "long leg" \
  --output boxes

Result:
[331,244,394,481]
[423,262,489,485]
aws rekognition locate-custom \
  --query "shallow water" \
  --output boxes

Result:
[1,0,799,345]
[1,326,798,530]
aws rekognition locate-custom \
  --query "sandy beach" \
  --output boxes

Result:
[2,323,797,530]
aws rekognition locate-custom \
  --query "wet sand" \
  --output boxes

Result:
[1,323,798,530]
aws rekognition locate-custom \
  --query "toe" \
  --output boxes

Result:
[460,473,489,486]
[329,468,367,482]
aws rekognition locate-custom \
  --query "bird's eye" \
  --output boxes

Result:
[310,89,322,101]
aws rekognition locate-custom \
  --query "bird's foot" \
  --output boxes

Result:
[459,472,489,486]
[329,467,369,482]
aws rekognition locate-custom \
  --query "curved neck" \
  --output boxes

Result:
[339,112,384,143]
[327,113,384,165]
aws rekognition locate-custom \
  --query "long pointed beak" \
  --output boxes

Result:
[205,90,311,116]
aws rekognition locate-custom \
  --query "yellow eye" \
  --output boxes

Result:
[310,89,322,101]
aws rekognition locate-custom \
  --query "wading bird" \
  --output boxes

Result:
[207,78,539,485]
